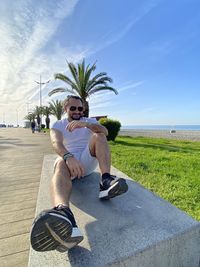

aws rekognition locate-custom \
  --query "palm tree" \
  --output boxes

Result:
[34,106,43,130]
[42,106,52,129]
[48,59,118,117]
[49,100,64,120]
[24,113,35,122]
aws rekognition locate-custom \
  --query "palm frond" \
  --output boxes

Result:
[49,100,64,120]
[87,76,113,92]
[88,86,118,96]
[78,60,85,91]
[42,106,52,116]
[48,87,74,97]
[24,113,35,121]
[54,73,77,89]
[34,105,43,115]
[68,62,80,87]
[83,63,98,91]
[90,72,108,82]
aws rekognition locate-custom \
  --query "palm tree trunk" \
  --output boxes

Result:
[83,100,89,117]
[37,116,41,126]
[46,117,50,129]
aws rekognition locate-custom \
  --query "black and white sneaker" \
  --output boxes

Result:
[99,175,128,200]
[30,205,83,252]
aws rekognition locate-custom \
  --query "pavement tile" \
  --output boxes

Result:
[0,250,29,267]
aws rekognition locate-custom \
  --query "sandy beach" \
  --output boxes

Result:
[119,129,200,142]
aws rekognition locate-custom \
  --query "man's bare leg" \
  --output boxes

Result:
[89,133,128,200]
[51,160,72,207]
[89,133,111,174]
[30,159,83,252]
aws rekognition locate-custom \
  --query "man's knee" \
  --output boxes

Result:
[89,133,108,156]
[92,132,107,143]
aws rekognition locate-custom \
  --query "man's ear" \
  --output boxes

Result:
[63,104,67,113]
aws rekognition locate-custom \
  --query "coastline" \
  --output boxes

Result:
[119,129,200,142]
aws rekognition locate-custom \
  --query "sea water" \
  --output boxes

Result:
[121,125,200,131]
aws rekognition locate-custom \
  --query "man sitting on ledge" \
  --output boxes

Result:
[30,95,128,252]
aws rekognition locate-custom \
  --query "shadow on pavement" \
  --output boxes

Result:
[67,173,135,267]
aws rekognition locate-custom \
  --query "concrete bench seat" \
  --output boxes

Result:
[28,154,200,267]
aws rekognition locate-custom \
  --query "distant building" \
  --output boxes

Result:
[24,120,31,128]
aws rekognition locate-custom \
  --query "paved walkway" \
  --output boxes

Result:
[0,128,54,267]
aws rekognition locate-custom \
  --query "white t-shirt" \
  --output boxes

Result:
[51,117,99,159]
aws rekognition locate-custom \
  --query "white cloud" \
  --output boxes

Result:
[0,0,83,125]
[118,81,144,93]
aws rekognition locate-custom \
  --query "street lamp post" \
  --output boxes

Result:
[26,102,30,114]
[16,109,19,127]
[2,112,5,124]
[34,75,50,130]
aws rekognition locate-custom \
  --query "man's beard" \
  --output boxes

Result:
[71,114,82,120]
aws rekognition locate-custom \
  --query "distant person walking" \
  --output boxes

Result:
[31,120,36,133]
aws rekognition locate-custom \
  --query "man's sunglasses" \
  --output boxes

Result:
[69,106,84,112]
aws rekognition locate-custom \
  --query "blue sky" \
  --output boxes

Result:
[1,0,200,126]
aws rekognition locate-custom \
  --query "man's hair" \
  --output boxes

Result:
[63,95,83,108]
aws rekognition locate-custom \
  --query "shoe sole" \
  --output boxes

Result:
[56,228,84,252]
[30,213,73,252]
[99,178,128,200]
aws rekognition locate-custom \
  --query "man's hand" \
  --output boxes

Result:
[65,157,85,178]
[66,121,87,132]
[66,120,108,135]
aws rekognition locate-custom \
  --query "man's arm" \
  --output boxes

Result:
[85,122,108,136]
[50,128,85,178]
[50,128,68,157]
[67,121,108,136]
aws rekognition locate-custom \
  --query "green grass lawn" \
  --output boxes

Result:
[41,128,50,133]
[109,136,200,221]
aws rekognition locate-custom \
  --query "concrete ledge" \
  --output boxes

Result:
[28,154,200,267]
